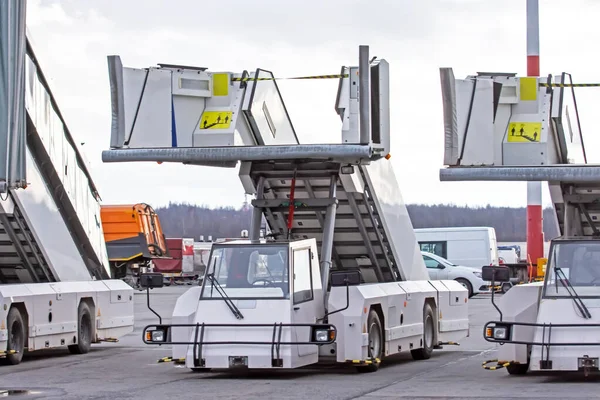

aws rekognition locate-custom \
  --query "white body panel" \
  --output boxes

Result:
[498,248,519,263]
[24,51,110,275]
[415,227,498,269]
[328,280,468,362]
[0,280,133,353]
[363,160,428,281]
[1,148,91,281]
[171,276,468,368]
[495,283,542,364]
[529,297,600,371]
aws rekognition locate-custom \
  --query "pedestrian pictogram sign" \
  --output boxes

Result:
[199,111,232,130]
[507,122,542,143]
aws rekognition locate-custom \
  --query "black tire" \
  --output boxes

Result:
[501,282,512,293]
[68,302,93,355]
[356,309,383,373]
[411,303,435,360]
[455,278,473,298]
[506,362,529,375]
[3,307,25,365]
[190,368,211,373]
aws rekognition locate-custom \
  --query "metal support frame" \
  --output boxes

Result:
[346,192,384,282]
[359,45,370,146]
[320,176,338,313]
[302,179,343,271]
[250,176,265,240]
[0,212,42,283]
[578,204,600,236]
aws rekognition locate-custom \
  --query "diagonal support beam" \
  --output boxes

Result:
[303,179,343,271]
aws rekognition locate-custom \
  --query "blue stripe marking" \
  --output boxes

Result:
[171,97,178,147]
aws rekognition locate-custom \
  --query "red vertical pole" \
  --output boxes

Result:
[526,0,544,275]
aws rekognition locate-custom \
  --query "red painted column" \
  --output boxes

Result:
[526,0,544,272]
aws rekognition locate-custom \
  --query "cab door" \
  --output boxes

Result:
[290,242,320,361]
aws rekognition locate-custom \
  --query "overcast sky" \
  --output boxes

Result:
[24,0,600,210]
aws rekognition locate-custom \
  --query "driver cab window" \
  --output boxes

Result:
[293,248,313,304]
[423,255,441,269]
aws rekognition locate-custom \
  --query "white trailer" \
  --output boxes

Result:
[0,2,134,365]
[437,63,600,375]
[101,45,469,372]
[414,227,499,269]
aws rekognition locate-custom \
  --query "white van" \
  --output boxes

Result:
[414,227,499,269]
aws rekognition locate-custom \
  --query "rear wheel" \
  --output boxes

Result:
[411,303,435,360]
[356,309,383,373]
[68,302,93,354]
[3,307,25,365]
[455,278,473,298]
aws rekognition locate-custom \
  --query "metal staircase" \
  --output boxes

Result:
[0,197,55,284]
[247,159,401,284]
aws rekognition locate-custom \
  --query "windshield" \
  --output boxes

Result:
[200,244,290,299]
[543,240,600,298]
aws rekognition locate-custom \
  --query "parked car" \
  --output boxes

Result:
[421,251,489,298]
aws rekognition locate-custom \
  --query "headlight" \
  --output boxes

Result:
[315,329,329,342]
[493,326,508,340]
[473,271,482,278]
[145,329,166,342]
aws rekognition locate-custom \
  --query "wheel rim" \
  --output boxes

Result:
[424,315,433,348]
[459,281,468,289]
[10,320,22,351]
[368,322,381,358]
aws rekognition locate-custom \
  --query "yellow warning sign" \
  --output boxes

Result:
[199,111,232,130]
[507,122,542,143]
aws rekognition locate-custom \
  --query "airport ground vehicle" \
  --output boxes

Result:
[498,245,521,263]
[152,238,198,285]
[415,227,499,269]
[101,45,469,372]
[101,203,170,288]
[438,62,600,374]
[421,251,488,298]
[0,2,134,365]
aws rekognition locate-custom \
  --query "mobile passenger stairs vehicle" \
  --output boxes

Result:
[438,66,600,375]
[101,45,470,372]
[0,1,134,366]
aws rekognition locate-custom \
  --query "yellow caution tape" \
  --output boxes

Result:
[539,83,600,88]
[482,359,512,370]
[232,74,349,82]
[347,357,381,365]
[0,350,17,356]
[157,356,186,364]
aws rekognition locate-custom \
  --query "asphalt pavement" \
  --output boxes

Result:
[1,287,599,399]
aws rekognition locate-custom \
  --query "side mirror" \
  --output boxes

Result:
[437,263,446,269]
[482,265,510,282]
[140,272,164,289]
[330,269,361,287]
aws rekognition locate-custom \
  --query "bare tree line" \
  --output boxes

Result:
[155,202,559,242]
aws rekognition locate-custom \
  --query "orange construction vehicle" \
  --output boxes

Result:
[100,203,170,288]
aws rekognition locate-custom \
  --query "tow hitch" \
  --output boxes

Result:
[578,355,598,377]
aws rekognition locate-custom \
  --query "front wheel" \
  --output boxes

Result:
[506,362,529,375]
[356,309,383,373]
[2,307,25,365]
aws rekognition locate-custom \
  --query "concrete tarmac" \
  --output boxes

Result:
[1,286,599,399]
